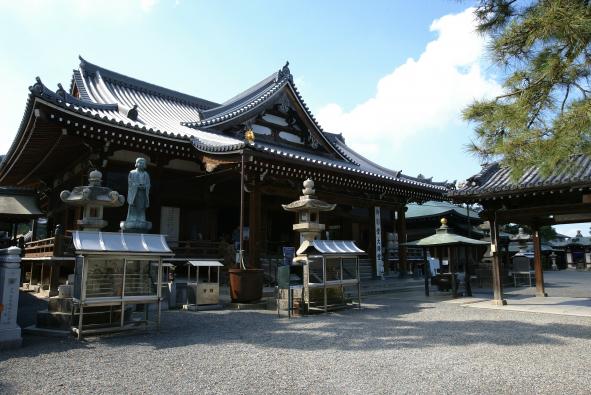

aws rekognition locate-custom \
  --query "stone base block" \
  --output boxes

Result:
[0,327,22,350]
[120,220,152,233]
[48,297,74,313]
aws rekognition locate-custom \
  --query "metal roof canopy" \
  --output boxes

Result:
[0,190,43,220]
[72,231,173,255]
[297,240,365,256]
[187,260,223,267]
[402,223,489,247]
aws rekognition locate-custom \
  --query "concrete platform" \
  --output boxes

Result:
[464,296,591,317]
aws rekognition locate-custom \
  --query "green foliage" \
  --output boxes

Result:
[465,0,591,179]
[539,225,557,241]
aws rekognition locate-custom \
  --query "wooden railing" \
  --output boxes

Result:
[170,240,226,259]
[24,234,74,258]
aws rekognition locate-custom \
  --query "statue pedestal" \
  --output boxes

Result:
[0,247,22,350]
[120,220,152,233]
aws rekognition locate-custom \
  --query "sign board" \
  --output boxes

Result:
[374,206,384,277]
[160,206,180,243]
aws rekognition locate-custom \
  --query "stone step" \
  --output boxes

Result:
[48,297,74,314]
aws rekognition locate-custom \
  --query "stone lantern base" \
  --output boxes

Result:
[120,220,152,233]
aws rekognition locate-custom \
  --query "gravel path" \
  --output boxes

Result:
[2,292,591,394]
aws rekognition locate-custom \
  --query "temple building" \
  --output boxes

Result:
[451,158,591,303]
[405,200,483,242]
[1,57,451,285]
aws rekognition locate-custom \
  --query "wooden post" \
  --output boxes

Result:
[449,246,457,298]
[31,219,38,242]
[248,182,261,268]
[151,165,164,234]
[49,262,61,297]
[396,206,408,277]
[533,228,548,297]
[423,248,430,296]
[490,217,507,305]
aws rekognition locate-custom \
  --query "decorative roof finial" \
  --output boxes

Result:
[56,83,66,98]
[127,104,139,121]
[88,169,102,186]
[276,60,292,82]
[302,178,315,196]
[244,128,255,145]
[440,217,448,226]
[30,77,44,95]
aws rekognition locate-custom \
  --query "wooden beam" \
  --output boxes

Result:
[248,182,261,268]
[496,202,591,223]
[396,207,408,277]
[532,228,548,297]
[490,216,507,305]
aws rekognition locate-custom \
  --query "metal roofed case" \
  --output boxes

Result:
[296,240,365,256]
[72,231,173,254]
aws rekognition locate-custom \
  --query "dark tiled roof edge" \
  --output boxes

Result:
[252,142,449,193]
[450,156,591,197]
[27,78,192,141]
[190,138,244,153]
[30,77,118,111]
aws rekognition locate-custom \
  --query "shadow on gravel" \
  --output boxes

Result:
[6,293,591,361]
[17,291,48,328]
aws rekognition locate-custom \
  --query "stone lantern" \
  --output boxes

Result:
[282,179,336,245]
[510,227,531,254]
[60,170,125,231]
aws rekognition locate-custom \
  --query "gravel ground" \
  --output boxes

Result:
[2,291,591,394]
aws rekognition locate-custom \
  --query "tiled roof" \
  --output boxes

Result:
[184,64,292,128]
[182,62,349,162]
[5,57,451,195]
[451,155,591,197]
[248,141,449,192]
[324,133,452,189]
[406,201,481,219]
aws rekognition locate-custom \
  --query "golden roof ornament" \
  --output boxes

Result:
[244,128,255,145]
[440,217,448,226]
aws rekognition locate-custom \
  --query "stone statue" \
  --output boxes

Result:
[120,158,152,233]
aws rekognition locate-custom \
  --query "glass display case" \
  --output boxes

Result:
[71,231,173,339]
[294,240,364,314]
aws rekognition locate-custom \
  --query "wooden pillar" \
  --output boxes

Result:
[151,164,164,233]
[533,228,548,297]
[49,262,61,297]
[248,183,261,268]
[31,219,38,242]
[490,217,507,305]
[396,206,408,277]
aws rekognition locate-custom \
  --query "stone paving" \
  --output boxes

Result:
[3,287,591,394]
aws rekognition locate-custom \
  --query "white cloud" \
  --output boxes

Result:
[316,7,502,168]
[140,0,158,12]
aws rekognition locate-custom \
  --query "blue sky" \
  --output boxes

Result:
[0,0,587,236]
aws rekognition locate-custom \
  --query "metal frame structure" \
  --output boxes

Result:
[303,254,362,313]
[292,240,365,314]
[183,260,223,310]
[70,231,173,339]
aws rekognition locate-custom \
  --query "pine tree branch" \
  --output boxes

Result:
[572,82,590,98]
[561,84,570,113]
[495,75,546,100]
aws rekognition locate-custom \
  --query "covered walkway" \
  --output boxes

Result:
[461,271,591,317]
